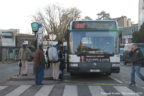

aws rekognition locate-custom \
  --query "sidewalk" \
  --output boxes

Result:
[9,64,53,81]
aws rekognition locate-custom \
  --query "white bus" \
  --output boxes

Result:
[65,20,120,76]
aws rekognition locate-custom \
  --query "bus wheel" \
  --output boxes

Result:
[70,73,76,76]
[105,73,111,76]
[124,61,127,65]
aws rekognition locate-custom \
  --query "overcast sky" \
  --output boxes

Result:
[0,0,139,34]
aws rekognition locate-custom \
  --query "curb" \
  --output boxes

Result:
[8,75,53,81]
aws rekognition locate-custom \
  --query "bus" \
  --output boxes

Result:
[65,20,120,76]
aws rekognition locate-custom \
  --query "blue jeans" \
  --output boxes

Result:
[35,64,44,85]
[131,66,144,84]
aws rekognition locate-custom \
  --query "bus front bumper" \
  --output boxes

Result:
[69,62,120,74]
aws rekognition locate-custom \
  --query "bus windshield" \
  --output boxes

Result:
[71,31,117,54]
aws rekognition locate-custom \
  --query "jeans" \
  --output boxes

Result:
[35,64,44,85]
[131,66,144,84]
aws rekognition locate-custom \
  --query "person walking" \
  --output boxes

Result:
[129,44,144,86]
[34,44,45,85]
[18,41,33,76]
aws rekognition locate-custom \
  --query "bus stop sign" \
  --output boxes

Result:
[31,22,39,33]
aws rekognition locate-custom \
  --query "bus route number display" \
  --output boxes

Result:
[73,22,85,29]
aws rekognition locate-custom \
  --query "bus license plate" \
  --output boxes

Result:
[90,69,100,72]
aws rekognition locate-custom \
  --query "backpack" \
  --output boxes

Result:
[48,47,58,62]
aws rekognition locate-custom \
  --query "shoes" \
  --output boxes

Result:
[129,83,136,87]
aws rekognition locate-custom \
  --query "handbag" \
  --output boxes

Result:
[18,60,22,67]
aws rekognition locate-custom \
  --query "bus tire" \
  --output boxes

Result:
[124,61,127,65]
[105,73,111,76]
[70,73,76,76]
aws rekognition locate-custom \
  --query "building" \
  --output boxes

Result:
[120,24,138,44]
[16,34,35,47]
[0,29,36,61]
[112,16,132,28]
[139,0,144,29]
[0,29,19,61]
[0,29,19,47]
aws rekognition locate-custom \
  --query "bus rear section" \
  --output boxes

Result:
[66,20,120,75]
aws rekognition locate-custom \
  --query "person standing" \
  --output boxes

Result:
[57,41,65,80]
[45,47,50,69]
[18,41,33,76]
[48,43,59,80]
[129,44,144,86]
[34,44,45,85]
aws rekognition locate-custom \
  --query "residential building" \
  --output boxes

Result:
[112,16,132,28]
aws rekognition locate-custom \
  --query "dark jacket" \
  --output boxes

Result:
[34,48,45,69]
[129,48,144,66]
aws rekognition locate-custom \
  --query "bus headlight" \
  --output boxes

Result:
[70,64,78,67]
[110,55,120,63]
[112,64,120,67]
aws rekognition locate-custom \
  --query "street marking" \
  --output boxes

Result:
[110,76,123,84]
[5,85,31,96]
[88,86,107,96]
[0,86,7,91]
[63,80,118,86]
[63,85,78,96]
[34,85,54,96]
[114,86,140,96]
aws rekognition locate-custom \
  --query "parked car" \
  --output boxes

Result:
[123,43,144,65]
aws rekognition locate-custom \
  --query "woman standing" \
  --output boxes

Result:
[34,44,45,85]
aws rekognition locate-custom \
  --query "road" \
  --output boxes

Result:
[0,62,144,96]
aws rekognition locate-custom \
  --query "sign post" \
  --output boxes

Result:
[31,22,40,49]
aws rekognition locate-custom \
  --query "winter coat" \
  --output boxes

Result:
[129,48,144,66]
[34,48,45,69]
[19,47,33,61]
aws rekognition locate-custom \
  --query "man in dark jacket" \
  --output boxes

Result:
[56,40,65,80]
[34,44,45,85]
[129,44,144,86]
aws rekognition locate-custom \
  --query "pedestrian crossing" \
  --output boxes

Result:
[0,85,143,96]
[0,86,7,91]
[5,85,31,96]
[34,85,54,96]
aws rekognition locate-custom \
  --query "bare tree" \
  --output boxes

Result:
[32,5,81,40]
